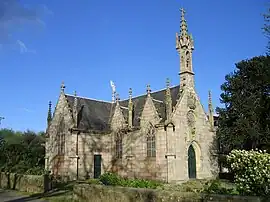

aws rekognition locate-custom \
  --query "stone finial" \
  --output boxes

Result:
[208,90,214,129]
[73,91,78,126]
[129,88,132,100]
[166,78,170,89]
[116,93,120,102]
[146,84,151,95]
[208,91,212,104]
[47,101,52,126]
[180,8,186,20]
[128,88,133,128]
[60,81,65,93]
[165,79,172,120]
[180,8,188,36]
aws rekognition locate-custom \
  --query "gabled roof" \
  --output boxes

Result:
[65,85,180,132]
[119,85,180,126]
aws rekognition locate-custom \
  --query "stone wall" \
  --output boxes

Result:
[73,184,263,202]
[0,172,46,193]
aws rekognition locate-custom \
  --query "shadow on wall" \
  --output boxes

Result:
[77,126,161,181]
[208,132,219,177]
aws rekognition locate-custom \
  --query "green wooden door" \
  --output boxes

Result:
[94,154,102,179]
[188,145,196,179]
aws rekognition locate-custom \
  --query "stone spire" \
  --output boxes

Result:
[146,84,151,96]
[176,8,195,90]
[208,90,214,130]
[128,88,133,128]
[47,101,52,126]
[73,91,78,125]
[165,78,172,119]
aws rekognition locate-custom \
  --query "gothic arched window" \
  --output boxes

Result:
[115,133,123,159]
[57,117,65,155]
[146,124,156,157]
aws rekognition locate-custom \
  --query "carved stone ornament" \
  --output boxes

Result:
[187,110,195,128]
[187,110,196,139]
[147,125,155,138]
[187,91,196,110]
[114,129,123,141]
[144,122,155,138]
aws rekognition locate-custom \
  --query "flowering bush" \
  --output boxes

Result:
[227,149,270,196]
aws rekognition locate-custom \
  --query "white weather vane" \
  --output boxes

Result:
[110,80,116,102]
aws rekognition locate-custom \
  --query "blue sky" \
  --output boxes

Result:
[0,0,268,132]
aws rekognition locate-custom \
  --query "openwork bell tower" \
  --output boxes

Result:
[176,8,195,90]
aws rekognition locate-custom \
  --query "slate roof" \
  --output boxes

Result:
[119,85,180,126]
[65,85,180,131]
[66,95,114,131]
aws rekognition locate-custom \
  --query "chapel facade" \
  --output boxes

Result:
[45,9,218,183]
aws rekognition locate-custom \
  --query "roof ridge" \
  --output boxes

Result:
[152,98,164,103]
[65,94,113,104]
[65,85,180,104]
[120,85,180,101]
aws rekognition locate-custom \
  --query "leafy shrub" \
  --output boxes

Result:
[227,149,270,196]
[99,172,124,186]
[124,178,163,189]
[87,178,102,185]
[180,180,207,193]
[203,180,238,195]
[98,172,163,189]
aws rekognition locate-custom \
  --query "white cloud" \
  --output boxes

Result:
[19,107,35,113]
[16,40,36,54]
[0,1,52,53]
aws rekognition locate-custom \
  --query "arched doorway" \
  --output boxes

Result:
[188,145,196,179]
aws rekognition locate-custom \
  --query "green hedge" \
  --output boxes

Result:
[0,172,45,193]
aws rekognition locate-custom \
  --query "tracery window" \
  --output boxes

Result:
[146,123,156,157]
[57,117,65,155]
[115,132,123,159]
[57,132,65,155]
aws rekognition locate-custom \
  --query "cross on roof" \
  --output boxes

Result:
[146,84,151,95]
[116,93,120,102]
[129,88,132,99]
[166,78,170,88]
[180,8,186,16]
[61,81,65,92]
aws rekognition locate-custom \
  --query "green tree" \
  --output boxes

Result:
[216,55,270,154]
[0,128,45,174]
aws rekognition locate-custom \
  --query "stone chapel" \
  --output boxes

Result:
[45,8,219,183]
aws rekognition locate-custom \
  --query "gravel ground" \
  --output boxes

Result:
[0,189,47,202]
